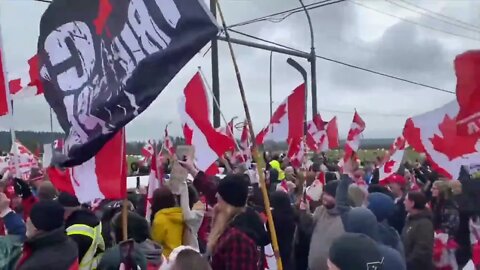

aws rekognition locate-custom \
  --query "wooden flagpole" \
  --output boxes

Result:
[215,2,283,269]
[121,129,128,241]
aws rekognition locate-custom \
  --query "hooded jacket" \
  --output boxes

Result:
[97,239,163,270]
[368,192,405,255]
[151,207,184,257]
[65,208,101,261]
[16,228,79,270]
[211,207,270,270]
[308,174,352,270]
[402,209,434,270]
[344,207,406,270]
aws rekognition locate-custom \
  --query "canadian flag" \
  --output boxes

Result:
[9,140,39,175]
[0,47,8,116]
[319,116,340,151]
[306,113,326,151]
[216,118,236,152]
[403,100,480,179]
[234,121,252,165]
[379,136,407,182]
[306,114,340,152]
[142,141,155,160]
[163,126,175,157]
[343,112,366,162]
[256,83,306,145]
[454,51,480,136]
[145,150,162,221]
[306,174,324,202]
[179,73,235,175]
[7,55,44,99]
[53,139,64,151]
[288,138,306,169]
[47,130,127,203]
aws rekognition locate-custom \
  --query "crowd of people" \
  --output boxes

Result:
[0,151,480,270]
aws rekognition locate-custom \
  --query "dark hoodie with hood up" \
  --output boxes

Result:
[368,192,405,255]
[211,207,270,270]
[344,207,406,270]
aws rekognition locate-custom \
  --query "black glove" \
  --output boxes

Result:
[13,178,32,198]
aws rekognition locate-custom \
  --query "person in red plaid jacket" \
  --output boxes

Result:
[205,174,270,270]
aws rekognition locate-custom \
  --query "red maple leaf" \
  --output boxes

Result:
[271,103,287,124]
[429,115,478,160]
[383,160,395,174]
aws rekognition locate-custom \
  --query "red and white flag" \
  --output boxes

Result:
[0,47,8,116]
[163,126,175,157]
[7,55,44,99]
[319,116,340,151]
[53,139,64,151]
[256,83,305,145]
[234,121,252,165]
[47,130,127,203]
[306,113,326,152]
[288,138,306,169]
[404,101,480,179]
[216,118,236,152]
[454,51,480,136]
[379,136,407,182]
[142,141,155,160]
[145,150,162,221]
[343,112,366,162]
[9,140,39,176]
[179,73,235,175]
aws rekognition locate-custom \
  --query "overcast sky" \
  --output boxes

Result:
[0,0,479,141]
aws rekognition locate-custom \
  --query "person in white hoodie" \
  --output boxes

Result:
[178,181,205,250]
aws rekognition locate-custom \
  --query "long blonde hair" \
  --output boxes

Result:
[206,203,244,253]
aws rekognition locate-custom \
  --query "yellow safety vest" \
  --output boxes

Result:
[67,223,105,270]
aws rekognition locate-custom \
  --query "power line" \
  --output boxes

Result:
[228,0,346,28]
[319,108,410,118]
[384,0,480,34]
[228,29,455,94]
[351,1,480,42]
[397,0,480,31]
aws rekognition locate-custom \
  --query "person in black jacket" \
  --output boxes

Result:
[269,191,296,270]
[58,192,102,263]
[385,174,408,234]
[18,200,79,270]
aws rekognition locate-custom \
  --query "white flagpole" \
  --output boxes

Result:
[0,23,21,178]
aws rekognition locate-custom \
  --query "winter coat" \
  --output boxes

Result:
[270,191,296,270]
[16,228,79,270]
[97,239,163,270]
[344,207,406,270]
[0,235,22,269]
[308,174,352,270]
[402,209,434,270]
[151,207,184,257]
[432,199,460,237]
[65,208,101,262]
[210,207,270,270]
[389,194,407,234]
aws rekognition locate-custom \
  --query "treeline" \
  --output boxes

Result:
[0,131,394,155]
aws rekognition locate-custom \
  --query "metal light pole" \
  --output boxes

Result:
[298,0,317,119]
[269,51,273,119]
[287,58,307,135]
[211,0,221,128]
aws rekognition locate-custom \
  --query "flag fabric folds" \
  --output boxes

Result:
[38,0,218,166]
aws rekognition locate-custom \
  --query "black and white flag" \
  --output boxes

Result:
[38,0,218,166]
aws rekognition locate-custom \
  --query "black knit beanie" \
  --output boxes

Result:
[324,180,339,197]
[57,192,80,207]
[217,174,249,207]
[329,233,384,270]
[30,200,65,232]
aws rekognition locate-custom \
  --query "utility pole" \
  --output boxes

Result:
[269,51,273,119]
[211,0,221,128]
[298,0,317,119]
